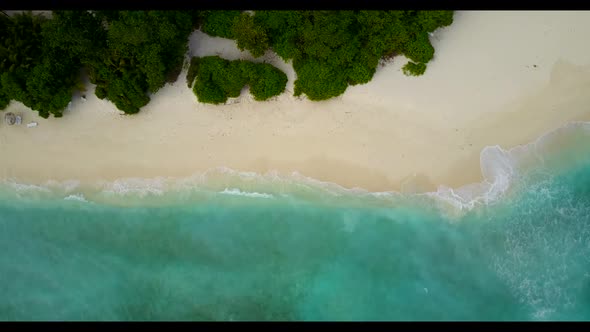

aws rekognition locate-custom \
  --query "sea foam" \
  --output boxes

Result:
[220,188,274,199]
[428,121,590,212]
[64,194,88,202]
[0,121,588,215]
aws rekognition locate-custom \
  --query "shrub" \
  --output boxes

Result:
[188,56,287,104]
[416,10,454,33]
[402,61,427,76]
[199,10,241,39]
[249,63,287,101]
[403,32,435,64]
[232,13,270,58]
[293,58,348,101]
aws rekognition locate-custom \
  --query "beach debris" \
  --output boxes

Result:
[27,122,38,128]
[4,112,16,125]
[14,114,22,125]
[81,95,87,101]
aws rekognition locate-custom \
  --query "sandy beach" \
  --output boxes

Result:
[1,11,590,193]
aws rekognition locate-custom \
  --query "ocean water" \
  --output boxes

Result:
[1,122,590,321]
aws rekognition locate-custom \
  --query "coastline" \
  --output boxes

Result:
[1,11,590,194]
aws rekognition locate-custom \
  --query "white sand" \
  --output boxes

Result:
[1,11,590,192]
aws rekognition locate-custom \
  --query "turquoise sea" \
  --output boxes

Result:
[0,122,589,321]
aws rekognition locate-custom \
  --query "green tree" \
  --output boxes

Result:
[199,10,241,39]
[232,13,269,58]
[403,31,434,64]
[293,58,348,100]
[188,56,287,104]
[0,11,79,117]
[199,10,454,100]
[416,10,454,33]
[249,63,288,101]
[402,61,427,76]
[89,10,193,114]
[41,10,106,62]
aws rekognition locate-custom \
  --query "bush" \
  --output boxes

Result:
[347,49,379,85]
[403,32,434,64]
[249,63,288,101]
[232,12,269,58]
[191,56,242,104]
[188,56,287,104]
[416,10,454,33]
[402,61,427,76]
[194,77,227,104]
[293,58,348,101]
[199,10,241,39]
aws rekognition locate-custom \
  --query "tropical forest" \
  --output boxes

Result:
[0,10,453,118]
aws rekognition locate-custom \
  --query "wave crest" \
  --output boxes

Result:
[220,188,274,199]
[428,121,590,213]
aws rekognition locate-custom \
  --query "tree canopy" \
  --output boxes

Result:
[202,10,454,100]
[0,11,79,117]
[0,10,454,117]
[0,10,195,117]
[88,10,193,114]
[188,56,287,104]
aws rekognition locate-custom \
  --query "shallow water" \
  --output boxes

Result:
[0,123,589,321]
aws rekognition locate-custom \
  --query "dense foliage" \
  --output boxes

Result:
[187,56,287,104]
[403,62,427,76]
[232,13,269,58]
[198,10,241,39]
[0,10,195,117]
[0,10,454,117]
[86,11,194,114]
[0,12,80,118]
[201,10,454,100]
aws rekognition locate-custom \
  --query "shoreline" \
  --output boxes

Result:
[1,121,588,214]
[1,11,590,194]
